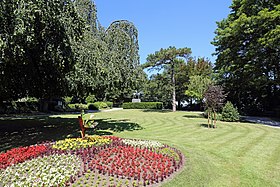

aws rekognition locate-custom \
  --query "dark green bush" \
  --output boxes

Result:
[68,103,88,110]
[221,101,240,122]
[106,102,113,109]
[88,102,109,110]
[63,97,72,104]
[122,102,163,109]
[85,95,96,104]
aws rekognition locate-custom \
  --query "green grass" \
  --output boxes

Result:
[1,110,280,186]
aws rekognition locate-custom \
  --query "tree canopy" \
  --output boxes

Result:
[0,0,84,101]
[212,0,280,115]
[0,0,144,105]
[143,46,192,111]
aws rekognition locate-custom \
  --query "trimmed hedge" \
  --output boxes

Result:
[122,102,163,109]
[88,102,113,110]
[68,103,88,110]
[106,102,113,109]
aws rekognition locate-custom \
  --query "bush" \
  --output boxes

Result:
[122,102,163,109]
[85,95,96,104]
[221,101,240,122]
[106,102,113,109]
[68,103,88,110]
[63,97,72,104]
[88,102,109,110]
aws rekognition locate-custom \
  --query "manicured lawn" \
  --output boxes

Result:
[1,110,280,186]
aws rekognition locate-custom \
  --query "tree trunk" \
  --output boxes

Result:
[171,62,176,112]
[214,111,216,128]
[207,110,210,128]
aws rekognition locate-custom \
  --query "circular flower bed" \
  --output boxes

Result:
[0,136,184,187]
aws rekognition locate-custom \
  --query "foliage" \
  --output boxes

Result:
[143,46,192,111]
[68,11,145,102]
[204,85,226,112]
[0,0,85,101]
[143,56,213,110]
[142,73,172,108]
[85,95,96,104]
[88,102,109,110]
[63,96,72,104]
[68,103,88,110]
[212,0,280,115]
[52,136,112,150]
[106,102,113,108]
[185,75,213,101]
[0,154,82,187]
[221,101,240,122]
[204,85,226,128]
[122,102,163,109]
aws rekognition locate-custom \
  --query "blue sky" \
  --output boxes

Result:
[94,0,232,66]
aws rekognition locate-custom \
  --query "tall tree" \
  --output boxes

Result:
[143,46,192,112]
[0,0,84,102]
[212,0,280,115]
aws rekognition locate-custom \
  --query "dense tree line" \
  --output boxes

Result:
[142,53,213,110]
[0,0,144,105]
[213,0,280,115]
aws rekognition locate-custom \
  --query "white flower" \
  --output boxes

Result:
[0,154,82,187]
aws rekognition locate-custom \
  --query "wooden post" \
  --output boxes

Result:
[214,111,216,128]
[207,110,210,128]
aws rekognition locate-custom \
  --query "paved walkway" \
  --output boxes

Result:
[241,116,280,128]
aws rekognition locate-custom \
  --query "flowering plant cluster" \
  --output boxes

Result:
[0,154,82,187]
[0,136,184,187]
[52,136,111,150]
[122,139,164,148]
[89,145,182,185]
[0,144,47,169]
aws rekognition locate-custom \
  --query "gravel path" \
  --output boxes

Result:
[241,116,280,128]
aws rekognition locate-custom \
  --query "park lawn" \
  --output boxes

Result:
[1,109,280,186]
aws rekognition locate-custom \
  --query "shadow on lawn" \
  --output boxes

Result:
[182,113,204,119]
[0,115,142,152]
[141,109,172,113]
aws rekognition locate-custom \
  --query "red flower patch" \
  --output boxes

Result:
[0,144,48,169]
[89,145,178,183]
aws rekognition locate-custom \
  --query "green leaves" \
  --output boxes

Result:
[213,0,280,115]
[0,0,85,101]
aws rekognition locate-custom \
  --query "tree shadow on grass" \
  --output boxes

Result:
[95,118,143,133]
[0,116,142,152]
[141,109,172,113]
[182,113,204,119]
[199,123,210,128]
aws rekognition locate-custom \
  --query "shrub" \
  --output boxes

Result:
[122,102,163,109]
[88,102,109,110]
[85,95,96,104]
[221,101,240,122]
[68,103,88,110]
[106,102,113,109]
[63,96,72,104]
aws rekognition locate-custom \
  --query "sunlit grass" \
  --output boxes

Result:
[1,109,279,186]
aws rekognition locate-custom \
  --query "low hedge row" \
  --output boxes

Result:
[122,102,163,109]
[88,102,113,110]
[68,103,88,110]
